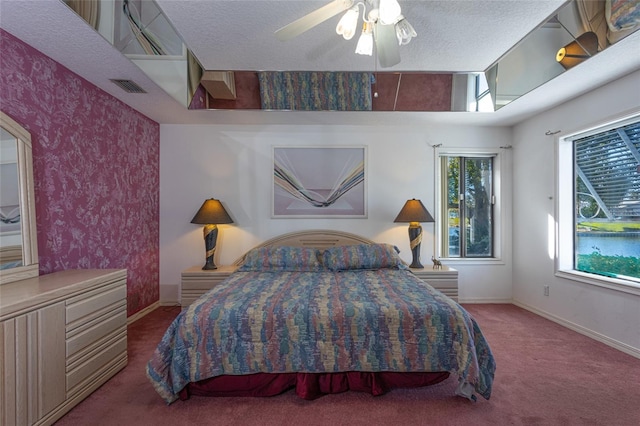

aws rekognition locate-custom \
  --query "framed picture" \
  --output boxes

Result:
[272,146,367,218]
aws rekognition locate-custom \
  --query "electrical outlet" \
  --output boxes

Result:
[544,285,550,296]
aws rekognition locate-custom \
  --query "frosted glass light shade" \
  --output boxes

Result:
[336,7,359,40]
[379,0,402,25]
[395,16,416,45]
[355,28,373,56]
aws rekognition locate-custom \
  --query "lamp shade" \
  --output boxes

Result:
[190,199,234,224]
[556,31,598,70]
[394,199,434,223]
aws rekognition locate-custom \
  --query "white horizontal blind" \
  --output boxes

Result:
[574,120,640,219]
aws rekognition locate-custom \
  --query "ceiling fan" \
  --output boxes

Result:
[274,0,417,68]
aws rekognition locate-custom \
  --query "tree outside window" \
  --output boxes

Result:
[442,156,494,258]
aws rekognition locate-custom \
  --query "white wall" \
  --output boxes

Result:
[159,119,513,304]
[512,70,640,356]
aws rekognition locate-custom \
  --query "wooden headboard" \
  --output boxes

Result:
[232,230,375,265]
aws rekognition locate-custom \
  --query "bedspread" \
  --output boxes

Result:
[147,269,495,403]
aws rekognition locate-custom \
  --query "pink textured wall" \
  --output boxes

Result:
[0,30,159,316]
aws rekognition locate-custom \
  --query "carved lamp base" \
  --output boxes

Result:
[201,224,219,270]
[408,222,424,269]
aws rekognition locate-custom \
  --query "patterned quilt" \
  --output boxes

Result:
[258,71,373,111]
[147,269,496,403]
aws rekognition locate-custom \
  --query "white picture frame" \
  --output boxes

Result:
[272,146,367,218]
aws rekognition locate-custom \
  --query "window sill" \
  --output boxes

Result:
[555,270,640,296]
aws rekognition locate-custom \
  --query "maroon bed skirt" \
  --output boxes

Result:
[178,371,450,401]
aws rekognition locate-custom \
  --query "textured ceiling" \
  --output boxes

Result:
[1,0,639,126]
[156,0,564,72]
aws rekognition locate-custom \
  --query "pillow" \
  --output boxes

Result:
[238,246,323,271]
[321,243,408,271]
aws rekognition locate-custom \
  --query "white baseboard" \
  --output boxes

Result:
[459,298,512,304]
[513,300,640,359]
[127,301,160,325]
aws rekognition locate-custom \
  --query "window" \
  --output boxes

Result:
[437,150,500,260]
[474,74,494,112]
[557,112,640,290]
[462,74,494,113]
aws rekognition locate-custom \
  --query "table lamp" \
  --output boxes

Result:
[556,31,598,70]
[394,198,434,268]
[191,198,233,270]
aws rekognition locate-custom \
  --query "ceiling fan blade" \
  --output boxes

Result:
[375,22,401,68]
[275,0,354,41]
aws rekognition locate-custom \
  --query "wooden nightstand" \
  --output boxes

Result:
[409,266,459,301]
[181,265,238,309]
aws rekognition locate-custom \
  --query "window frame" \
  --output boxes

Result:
[435,147,505,264]
[555,110,640,296]
[474,74,493,112]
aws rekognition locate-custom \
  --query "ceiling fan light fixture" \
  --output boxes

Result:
[275,0,409,67]
[355,22,374,55]
[395,16,416,45]
[336,6,360,40]
[379,0,402,25]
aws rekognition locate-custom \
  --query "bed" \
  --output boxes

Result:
[147,230,496,404]
[577,0,640,49]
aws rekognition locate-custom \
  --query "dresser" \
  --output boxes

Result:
[181,265,238,309]
[0,269,127,426]
[410,265,459,301]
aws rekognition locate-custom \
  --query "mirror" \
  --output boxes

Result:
[62,0,639,112]
[62,0,202,108]
[0,112,38,285]
[179,0,640,112]
[485,0,639,111]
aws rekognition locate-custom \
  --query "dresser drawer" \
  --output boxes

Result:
[182,278,230,290]
[66,331,127,392]
[181,265,237,310]
[180,295,201,308]
[66,281,126,325]
[66,304,127,357]
[410,267,459,302]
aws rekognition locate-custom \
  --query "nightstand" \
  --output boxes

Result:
[409,266,459,301]
[181,265,238,309]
